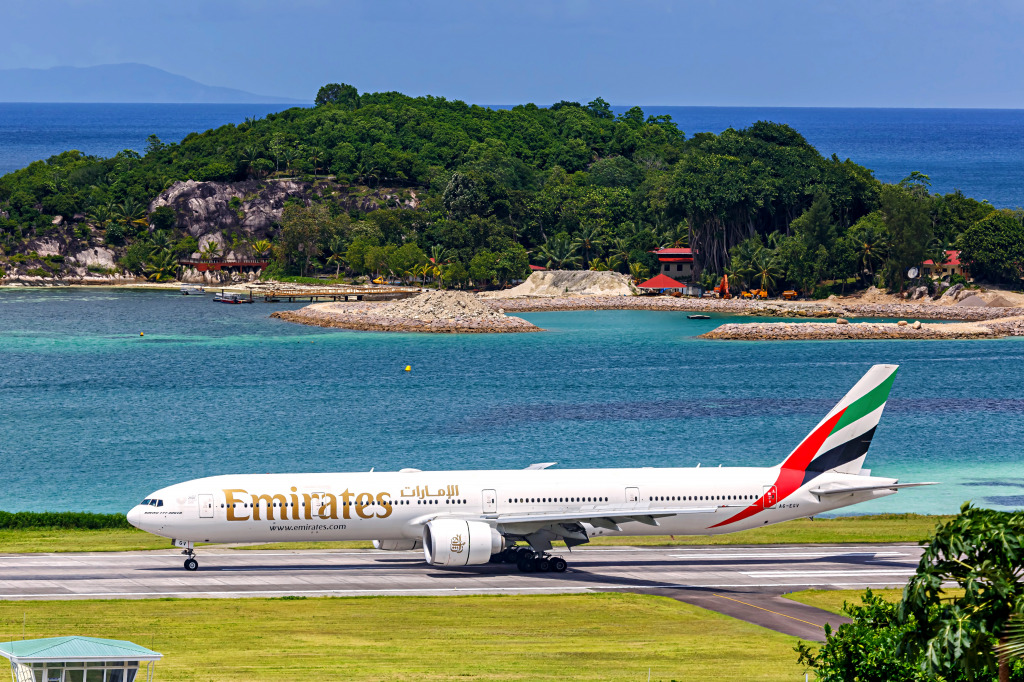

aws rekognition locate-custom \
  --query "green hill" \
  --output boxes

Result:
[0,84,1001,290]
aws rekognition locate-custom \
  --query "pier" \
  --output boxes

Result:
[258,286,421,302]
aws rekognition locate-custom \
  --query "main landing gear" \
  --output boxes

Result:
[491,546,568,573]
[180,542,199,571]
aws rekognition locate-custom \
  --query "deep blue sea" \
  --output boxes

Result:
[1,289,1022,515]
[0,103,1022,207]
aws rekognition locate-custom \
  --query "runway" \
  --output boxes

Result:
[0,543,924,640]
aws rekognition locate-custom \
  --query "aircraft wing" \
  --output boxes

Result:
[808,481,938,497]
[485,506,719,533]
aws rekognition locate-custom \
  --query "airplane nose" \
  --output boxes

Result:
[126,506,142,529]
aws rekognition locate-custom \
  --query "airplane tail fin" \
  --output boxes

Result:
[779,364,898,482]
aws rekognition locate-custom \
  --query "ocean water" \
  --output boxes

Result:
[1,103,1022,207]
[1,288,1022,516]
[0,103,291,176]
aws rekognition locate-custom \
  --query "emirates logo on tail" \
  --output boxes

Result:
[450,534,466,553]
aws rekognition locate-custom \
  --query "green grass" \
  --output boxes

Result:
[0,594,803,681]
[786,588,965,616]
[0,514,949,553]
[0,528,170,553]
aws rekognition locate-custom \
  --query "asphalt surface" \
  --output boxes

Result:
[0,543,924,640]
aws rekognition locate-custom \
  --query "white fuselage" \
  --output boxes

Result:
[127,466,898,545]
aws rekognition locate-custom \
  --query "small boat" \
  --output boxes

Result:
[213,291,252,304]
[687,314,711,320]
[180,286,205,295]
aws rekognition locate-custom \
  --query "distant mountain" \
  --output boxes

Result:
[0,63,305,104]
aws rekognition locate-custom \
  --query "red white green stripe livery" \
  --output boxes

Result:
[129,364,936,573]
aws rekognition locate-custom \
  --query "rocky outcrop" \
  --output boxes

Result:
[149,179,421,244]
[487,270,639,298]
[273,290,540,333]
[70,247,117,268]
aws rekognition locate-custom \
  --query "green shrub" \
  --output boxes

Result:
[119,241,152,274]
[949,273,969,287]
[0,511,131,530]
[24,267,52,277]
[0,267,6,279]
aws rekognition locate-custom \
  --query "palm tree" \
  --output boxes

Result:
[749,249,783,294]
[589,256,621,272]
[428,245,452,287]
[659,223,689,249]
[115,199,149,232]
[86,202,114,230]
[281,148,297,177]
[145,250,179,282]
[417,262,433,287]
[149,231,172,256]
[325,236,347,277]
[535,235,581,270]
[997,615,1024,664]
[309,146,322,181]
[855,227,888,285]
[241,145,262,179]
[572,224,606,269]
[628,262,650,282]
[250,239,272,259]
[199,240,221,262]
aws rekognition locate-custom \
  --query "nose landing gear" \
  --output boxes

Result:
[179,541,199,571]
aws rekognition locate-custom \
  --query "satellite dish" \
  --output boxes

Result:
[907,267,920,279]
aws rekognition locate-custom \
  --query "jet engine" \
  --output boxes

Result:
[372,539,422,551]
[422,519,503,566]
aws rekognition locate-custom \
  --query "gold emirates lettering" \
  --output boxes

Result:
[222,488,393,521]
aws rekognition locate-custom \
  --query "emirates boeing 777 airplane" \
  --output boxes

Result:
[128,364,934,573]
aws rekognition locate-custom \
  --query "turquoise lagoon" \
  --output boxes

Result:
[1,288,1021,515]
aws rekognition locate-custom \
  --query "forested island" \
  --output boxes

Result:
[1,83,1022,294]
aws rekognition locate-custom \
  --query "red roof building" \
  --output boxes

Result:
[529,264,547,271]
[922,250,968,279]
[654,247,694,281]
[637,273,686,289]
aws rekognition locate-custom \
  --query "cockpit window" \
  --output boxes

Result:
[156,500,163,507]
[142,499,151,505]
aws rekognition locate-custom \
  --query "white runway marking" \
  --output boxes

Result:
[743,569,917,577]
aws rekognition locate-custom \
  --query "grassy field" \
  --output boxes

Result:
[786,588,965,616]
[0,514,949,553]
[0,594,804,681]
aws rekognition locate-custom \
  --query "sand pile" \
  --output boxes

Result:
[487,270,638,298]
[271,290,539,333]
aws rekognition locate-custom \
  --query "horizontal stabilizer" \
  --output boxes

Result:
[808,481,938,497]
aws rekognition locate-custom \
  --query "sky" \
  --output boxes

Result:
[2,0,1023,108]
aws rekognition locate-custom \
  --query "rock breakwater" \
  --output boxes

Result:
[699,316,1024,341]
[271,290,539,333]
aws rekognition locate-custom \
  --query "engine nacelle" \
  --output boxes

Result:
[372,539,422,551]
[422,519,503,566]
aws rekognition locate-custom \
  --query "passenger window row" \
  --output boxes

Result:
[506,496,610,504]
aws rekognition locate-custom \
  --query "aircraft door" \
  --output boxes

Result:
[198,494,214,518]
[482,489,496,514]
[762,485,778,509]
[626,487,639,504]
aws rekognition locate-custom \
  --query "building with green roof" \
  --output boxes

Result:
[0,636,161,682]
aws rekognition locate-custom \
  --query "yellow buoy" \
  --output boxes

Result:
[404,365,412,372]
[139,332,144,337]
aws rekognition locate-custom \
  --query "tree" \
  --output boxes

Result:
[535,234,580,269]
[469,249,497,286]
[956,211,1024,284]
[494,243,529,287]
[572,223,606,269]
[325,236,347,277]
[315,83,360,109]
[149,205,176,231]
[848,212,889,285]
[145,249,179,282]
[199,240,221,261]
[274,203,334,276]
[749,248,783,293]
[900,505,1024,682]
[879,184,933,291]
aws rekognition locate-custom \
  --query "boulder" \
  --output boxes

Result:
[897,320,908,326]
[912,320,922,329]
[836,318,849,325]
[941,283,964,300]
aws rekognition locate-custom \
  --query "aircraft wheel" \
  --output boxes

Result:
[537,557,551,572]
[551,557,568,572]
[517,557,535,573]
[184,558,199,571]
